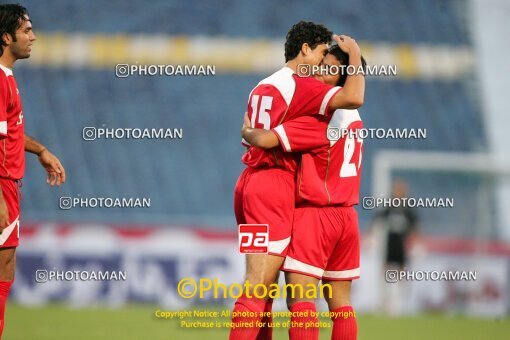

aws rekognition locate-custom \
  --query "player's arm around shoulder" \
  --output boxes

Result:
[241,112,280,149]
[24,135,66,186]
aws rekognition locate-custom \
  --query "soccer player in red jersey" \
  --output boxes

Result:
[0,4,66,337]
[242,46,366,340]
[232,21,364,340]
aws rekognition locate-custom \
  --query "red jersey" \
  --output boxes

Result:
[272,109,363,206]
[242,67,341,172]
[0,64,25,180]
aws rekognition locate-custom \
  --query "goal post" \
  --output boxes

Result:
[372,149,510,240]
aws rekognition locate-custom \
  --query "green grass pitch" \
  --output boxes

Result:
[4,303,509,340]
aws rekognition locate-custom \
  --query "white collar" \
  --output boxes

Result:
[282,66,295,74]
[0,63,13,77]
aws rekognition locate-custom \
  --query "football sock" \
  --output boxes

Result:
[331,305,357,340]
[288,301,319,340]
[229,295,267,340]
[256,298,273,340]
[0,280,13,337]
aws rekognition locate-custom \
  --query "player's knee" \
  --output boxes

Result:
[246,266,279,287]
[245,272,276,288]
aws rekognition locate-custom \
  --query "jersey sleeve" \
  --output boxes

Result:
[294,76,341,117]
[243,84,288,146]
[0,73,9,139]
[272,115,329,152]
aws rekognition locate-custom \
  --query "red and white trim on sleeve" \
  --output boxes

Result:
[273,125,292,152]
[241,138,250,147]
[319,86,341,116]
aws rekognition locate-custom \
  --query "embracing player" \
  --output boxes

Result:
[0,4,66,337]
[231,21,364,340]
[242,46,366,340]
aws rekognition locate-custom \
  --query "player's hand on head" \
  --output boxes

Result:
[333,34,361,56]
[38,149,66,186]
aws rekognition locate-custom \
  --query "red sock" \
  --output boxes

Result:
[256,298,273,340]
[0,281,13,338]
[331,305,357,340]
[288,301,319,340]
[229,295,266,340]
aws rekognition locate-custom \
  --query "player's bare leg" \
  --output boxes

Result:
[0,247,16,337]
[245,254,283,292]
[323,280,351,309]
[249,254,282,340]
[323,280,357,340]
[229,254,283,340]
[285,272,320,340]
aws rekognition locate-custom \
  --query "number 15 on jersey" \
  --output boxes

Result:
[250,95,273,130]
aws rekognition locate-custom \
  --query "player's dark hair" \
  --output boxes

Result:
[328,45,367,87]
[284,21,332,62]
[0,4,29,56]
